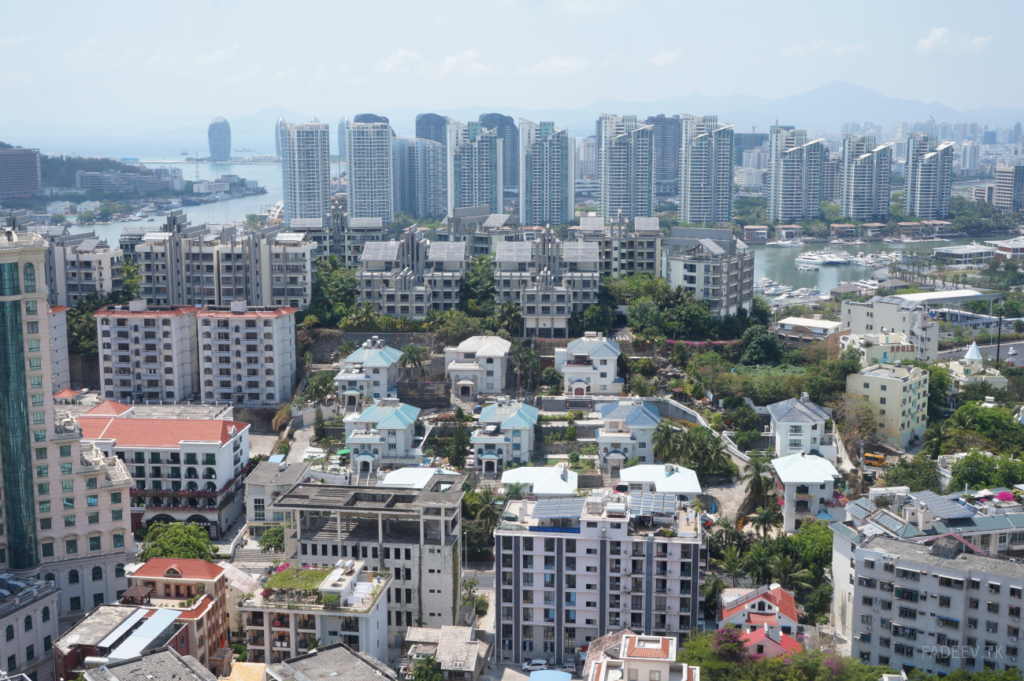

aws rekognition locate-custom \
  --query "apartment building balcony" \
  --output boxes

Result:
[271,615,291,629]
[246,613,265,627]
[296,616,316,631]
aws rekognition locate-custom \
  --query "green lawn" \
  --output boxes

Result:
[731,365,807,377]
[265,567,333,590]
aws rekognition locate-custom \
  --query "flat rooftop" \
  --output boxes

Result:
[246,460,310,487]
[55,605,141,654]
[271,476,466,513]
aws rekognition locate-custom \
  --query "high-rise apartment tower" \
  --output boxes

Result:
[679,115,734,225]
[519,120,575,226]
[346,121,395,225]
[840,135,893,222]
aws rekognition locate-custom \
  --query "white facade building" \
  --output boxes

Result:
[595,399,661,473]
[554,332,622,396]
[347,121,395,225]
[280,118,332,230]
[841,295,941,362]
[765,394,837,462]
[679,115,734,225]
[846,362,929,449]
[598,115,654,222]
[840,135,893,222]
[519,119,575,226]
[771,453,840,533]
[196,303,297,406]
[665,228,754,320]
[244,460,310,538]
[768,127,825,223]
[41,232,124,307]
[445,335,511,399]
[0,579,61,681]
[617,464,701,500]
[449,127,503,215]
[49,305,70,391]
[334,340,402,407]
[94,300,200,402]
[471,398,539,474]
[905,133,955,220]
[343,399,422,477]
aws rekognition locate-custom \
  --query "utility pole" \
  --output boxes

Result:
[996,302,1005,365]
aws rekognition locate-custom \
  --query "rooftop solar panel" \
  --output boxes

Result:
[629,492,678,516]
[76,238,102,252]
[531,497,586,519]
[909,490,976,520]
[484,214,510,228]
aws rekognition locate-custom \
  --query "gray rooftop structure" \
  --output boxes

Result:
[270,642,396,681]
[360,241,401,262]
[245,460,311,487]
[766,396,831,423]
[349,217,384,229]
[483,214,510,229]
[82,647,215,681]
[862,535,1024,581]
[427,241,468,262]
[666,226,745,256]
[55,605,143,654]
[561,241,600,263]
[270,474,467,515]
[495,242,533,262]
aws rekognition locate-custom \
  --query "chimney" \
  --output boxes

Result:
[128,299,147,312]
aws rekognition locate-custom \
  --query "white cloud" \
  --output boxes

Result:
[916,27,992,55]
[195,45,237,65]
[436,50,488,77]
[518,55,588,77]
[782,41,865,57]
[380,49,489,77]
[649,48,681,67]
[0,34,32,49]
[379,49,427,74]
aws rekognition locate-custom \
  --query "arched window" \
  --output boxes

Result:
[68,569,80,584]
[42,607,50,623]
[24,615,32,632]
[23,262,36,293]
[115,563,125,578]
[4,624,12,641]
[92,566,103,581]
[44,573,55,584]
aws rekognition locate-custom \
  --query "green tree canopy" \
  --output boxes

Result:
[258,526,285,553]
[139,522,217,562]
[411,656,443,681]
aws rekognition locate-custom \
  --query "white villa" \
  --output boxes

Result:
[945,341,1008,392]
[343,398,422,477]
[554,331,623,395]
[470,398,539,474]
[445,335,511,399]
[334,338,403,406]
[771,452,840,533]
[617,463,701,501]
[595,398,661,474]
[765,393,837,462]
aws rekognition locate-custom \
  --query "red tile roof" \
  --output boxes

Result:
[93,306,198,318]
[196,307,296,319]
[174,594,215,620]
[49,305,70,314]
[718,586,799,624]
[624,635,671,659]
[747,613,778,625]
[132,558,225,582]
[53,387,82,399]
[79,417,249,446]
[81,400,134,416]
[741,628,802,655]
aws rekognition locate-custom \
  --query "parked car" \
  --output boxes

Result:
[473,404,483,414]
[522,660,549,672]
[559,663,577,673]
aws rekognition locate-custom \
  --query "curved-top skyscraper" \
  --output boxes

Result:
[208,116,231,161]
[275,117,285,157]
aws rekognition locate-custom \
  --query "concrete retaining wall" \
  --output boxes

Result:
[311,331,435,362]
[69,353,100,390]
[233,407,281,434]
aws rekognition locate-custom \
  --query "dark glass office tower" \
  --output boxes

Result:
[479,113,518,193]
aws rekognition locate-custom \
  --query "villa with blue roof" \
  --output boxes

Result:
[333,338,403,407]
[596,397,661,474]
[343,398,422,476]
[554,331,623,395]
[471,397,539,475]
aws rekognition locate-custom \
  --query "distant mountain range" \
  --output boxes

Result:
[4,82,1023,140]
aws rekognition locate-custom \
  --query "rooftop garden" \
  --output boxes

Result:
[264,565,333,591]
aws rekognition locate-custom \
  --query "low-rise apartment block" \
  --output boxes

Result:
[665,228,754,320]
[770,316,841,349]
[836,532,1024,674]
[945,341,1008,392]
[0,578,60,681]
[79,414,250,539]
[495,492,707,665]
[771,453,840,533]
[265,641,396,681]
[841,296,941,362]
[840,331,920,368]
[40,230,124,306]
[94,301,200,402]
[846,362,929,449]
[268,476,466,646]
[471,398,539,474]
[197,303,297,406]
[575,218,662,279]
[765,394,836,461]
[245,460,310,539]
[554,332,623,396]
[584,632,700,681]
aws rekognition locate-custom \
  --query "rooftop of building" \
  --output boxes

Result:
[617,464,701,496]
[499,491,701,538]
[131,558,226,581]
[501,465,578,496]
[565,332,621,358]
[195,305,296,319]
[215,561,261,595]
[766,395,831,424]
[55,604,143,654]
[81,400,135,417]
[452,335,511,356]
[718,584,799,624]
[478,399,539,428]
[82,647,216,681]
[246,460,311,487]
[270,474,467,513]
[934,242,995,255]
[406,625,490,672]
[861,535,1024,580]
[771,453,840,484]
[858,363,927,380]
[346,400,420,429]
[272,642,397,681]
[774,317,842,331]
[79,417,249,447]
[741,627,802,655]
[598,398,660,428]
[341,341,402,368]
[93,304,198,318]
[379,467,461,489]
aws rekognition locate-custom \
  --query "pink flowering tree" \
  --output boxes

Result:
[710,626,750,664]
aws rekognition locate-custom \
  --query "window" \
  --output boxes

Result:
[89,536,101,551]
[42,607,49,623]
[92,566,103,581]
[113,533,124,548]
[36,465,47,477]
[61,463,72,475]
[66,539,78,554]
[24,616,31,632]
[41,543,53,558]
[68,569,80,584]
[70,597,81,611]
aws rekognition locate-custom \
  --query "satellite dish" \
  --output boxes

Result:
[608,672,623,681]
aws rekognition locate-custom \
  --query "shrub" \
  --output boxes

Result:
[565,425,577,440]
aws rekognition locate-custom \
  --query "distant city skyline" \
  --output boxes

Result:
[1,0,1021,135]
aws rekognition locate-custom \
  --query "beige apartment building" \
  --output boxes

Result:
[846,363,929,449]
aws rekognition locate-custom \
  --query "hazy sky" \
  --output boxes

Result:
[2,0,1020,128]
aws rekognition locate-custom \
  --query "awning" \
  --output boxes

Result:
[605,450,626,459]
[456,379,475,386]
[122,585,153,599]
[343,389,362,395]
[479,452,502,460]
[354,452,376,460]
[337,449,351,456]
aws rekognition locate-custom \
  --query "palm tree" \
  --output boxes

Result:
[712,546,746,587]
[399,344,429,380]
[741,455,774,507]
[652,422,678,463]
[348,303,377,331]
[948,410,974,433]
[120,256,141,301]
[923,420,953,460]
[703,573,725,613]
[769,554,814,591]
[742,544,773,586]
[749,506,778,540]
[705,431,732,475]
[474,486,503,532]
[713,516,743,550]
[496,300,523,337]
[504,482,525,500]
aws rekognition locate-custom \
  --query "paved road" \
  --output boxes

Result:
[465,568,494,590]
[938,340,1024,363]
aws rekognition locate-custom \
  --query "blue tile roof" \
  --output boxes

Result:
[479,401,539,428]
[345,345,402,368]
[356,402,420,429]
[598,400,660,428]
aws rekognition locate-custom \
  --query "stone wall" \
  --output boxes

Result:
[233,407,281,434]
[69,353,100,390]
[310,330,436,362]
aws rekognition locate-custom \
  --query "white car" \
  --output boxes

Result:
[1010,347,1018,356]
[522,660,549,672]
